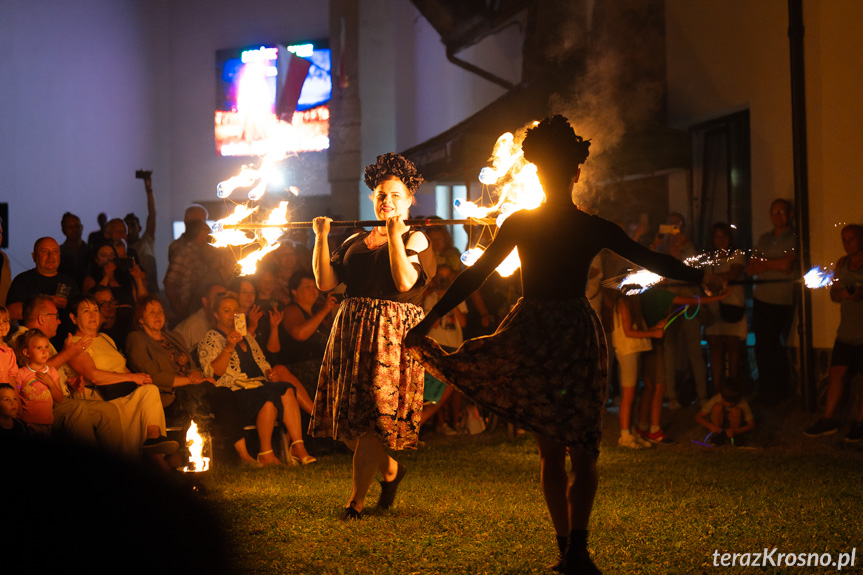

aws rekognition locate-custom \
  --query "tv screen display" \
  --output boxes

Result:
[215,41,331,157]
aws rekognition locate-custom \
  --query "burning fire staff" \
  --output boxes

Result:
[309,153,436,521]
[406,116,724,575]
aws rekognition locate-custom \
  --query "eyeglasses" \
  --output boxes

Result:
[39,312,59,320]
[97,299,118,309]
[0,319,10,326]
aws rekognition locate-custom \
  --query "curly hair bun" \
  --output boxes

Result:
[521,115,590,172]
[364,153,424,194]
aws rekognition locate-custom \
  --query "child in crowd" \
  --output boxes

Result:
[0,383,28,439]
[612,294,662,449]
[14,328,64,436]
[0,306,17,384]
[695,378,755,446]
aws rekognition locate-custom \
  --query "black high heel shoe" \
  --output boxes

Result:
[339,501,362,521]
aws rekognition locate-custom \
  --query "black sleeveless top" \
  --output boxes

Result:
[331,230,436,306]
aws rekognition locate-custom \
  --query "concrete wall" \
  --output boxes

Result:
[666,0,863,347]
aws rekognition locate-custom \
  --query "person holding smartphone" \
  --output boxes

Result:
[83,239,147,345]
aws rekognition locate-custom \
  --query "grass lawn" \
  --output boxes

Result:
[194,402,863,574]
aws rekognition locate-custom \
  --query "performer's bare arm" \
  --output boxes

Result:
[312,217,339,291]
[386,217,427,292]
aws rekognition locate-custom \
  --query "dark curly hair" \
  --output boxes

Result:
[521,115,590,174]
[363,153,424,194]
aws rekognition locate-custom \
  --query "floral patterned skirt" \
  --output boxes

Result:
[410,297,608,456]
[309,297,425,450]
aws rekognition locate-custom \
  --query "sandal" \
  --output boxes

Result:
[290,440,317,465]
[256,449,282,465]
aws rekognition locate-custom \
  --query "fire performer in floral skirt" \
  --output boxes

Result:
[310,153,436,520]
[406,115,723,574]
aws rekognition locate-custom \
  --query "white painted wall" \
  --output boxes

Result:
[0,0,327,285]
[666,0,863,347]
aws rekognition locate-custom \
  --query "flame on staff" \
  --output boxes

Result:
[803,266,833,289]
[617,269,664,295]
[183,420,210,473]
[210,200,289,276]
[457,126,544,277]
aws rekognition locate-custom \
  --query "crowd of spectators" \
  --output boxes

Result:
[1,181,861,466]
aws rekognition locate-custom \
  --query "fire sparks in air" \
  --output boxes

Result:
[457,126,544,277]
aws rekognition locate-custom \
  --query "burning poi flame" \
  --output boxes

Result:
[457,127,544,277]
[803,266,833,289]
[183,420,210,473]
[617,269,664,295]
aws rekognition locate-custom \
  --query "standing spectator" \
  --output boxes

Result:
[804,224,863,441]
[168,204,209,262]
[163,219,215,325]
[0,216,10,306]
[125,171,159,295]
[703,223,747,387]
[611,294,656,449]
[746,199,797,405]
[651,212,708,406]
[6,238,80,345]
[58,212,90,290]
[86,212,108,249]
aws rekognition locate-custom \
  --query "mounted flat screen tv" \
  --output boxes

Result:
[215,41,331,157]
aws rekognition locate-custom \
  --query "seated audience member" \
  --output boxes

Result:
[0,216,10,306]
[58,212,90,289]
[281,270,338,399]
[199,291,315,465]
[695,378,755,446]
[172,282,227,353]
[164,219,216,325]
[1,306,18,383]
[228,277,274,356]
[6,237,80,344]
[83,240,148,340]
[91,285,130,351]
[14,329,63,437]
[64,295,178,460]
[125,171,159,295]
[127,296,273,465]
[9,295,123,451]
[262,242,299,304]
[0,383,28,440]
[804,224,863,442]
